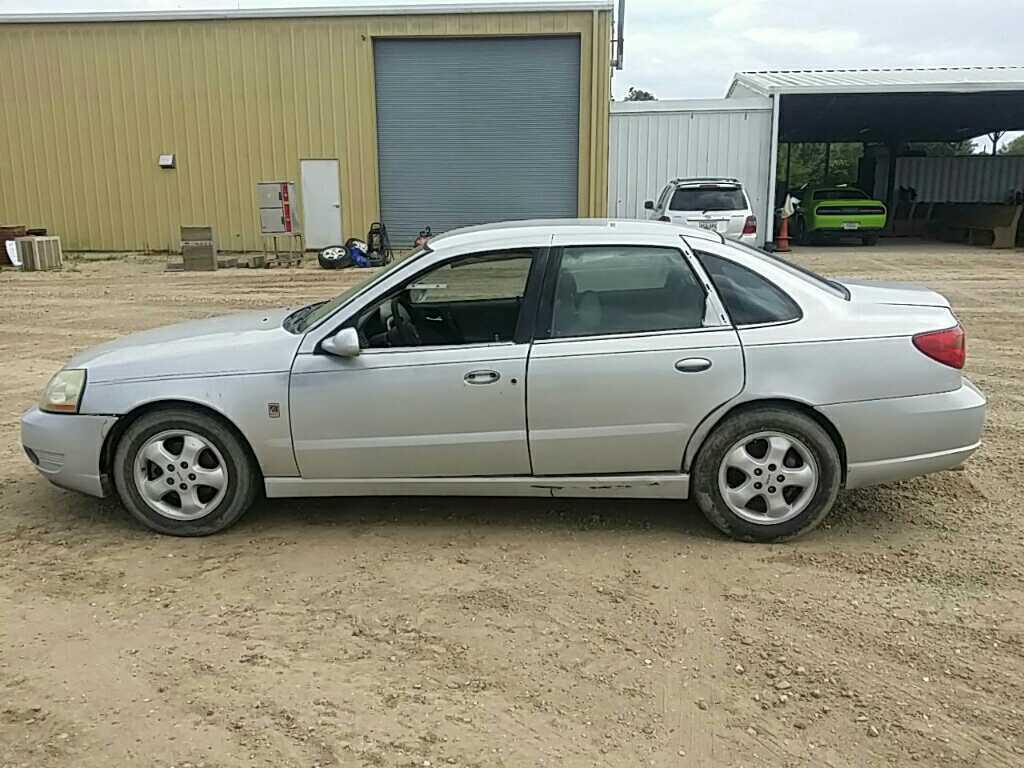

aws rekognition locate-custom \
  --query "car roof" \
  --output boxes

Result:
[429,218,724,248]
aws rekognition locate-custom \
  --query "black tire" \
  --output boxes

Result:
[691,407,841,542]
[793,216,807,245]
[862,234,879,246]
[318,245,352,270]
[112,407,261,536]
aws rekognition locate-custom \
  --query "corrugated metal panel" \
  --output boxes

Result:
[874,156,1024,203]
[731,66,1024,96]
[608,101,773,232]
[0,10,610,251]
[375,37,579,243]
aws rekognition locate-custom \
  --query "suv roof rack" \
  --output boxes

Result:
[671,177,741,185]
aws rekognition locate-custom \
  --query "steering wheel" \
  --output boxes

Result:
[380,296,422,347]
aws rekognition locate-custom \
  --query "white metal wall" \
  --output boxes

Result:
[608,98,774,232]
[875,156,1024,203]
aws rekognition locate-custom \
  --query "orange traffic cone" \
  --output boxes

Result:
[775,215,791,252]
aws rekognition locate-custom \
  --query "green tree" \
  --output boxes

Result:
[1000,134,1024,155]
[777,143,863,190]
[624,86,656,101]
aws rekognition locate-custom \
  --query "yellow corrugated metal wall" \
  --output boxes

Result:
[0,10,611,252]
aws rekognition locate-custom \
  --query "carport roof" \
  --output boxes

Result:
[729,66,1024,96]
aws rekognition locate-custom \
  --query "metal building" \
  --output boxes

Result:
[0,2,612,251]
[608,98,773,234]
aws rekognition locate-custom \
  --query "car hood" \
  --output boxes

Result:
[68,308,303,383]
[840,279,951,308]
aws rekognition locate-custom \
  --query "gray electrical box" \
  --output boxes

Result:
[256,181,301,235]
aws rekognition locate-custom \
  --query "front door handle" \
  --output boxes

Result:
[464,369,500,385]
[675,357,712,373]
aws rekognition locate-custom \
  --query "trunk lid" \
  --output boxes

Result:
[840,279,951,309]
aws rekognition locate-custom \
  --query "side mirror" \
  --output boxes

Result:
[321,327,361,358]
[644,200,654,210]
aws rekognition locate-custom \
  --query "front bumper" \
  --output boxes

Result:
[20,406,117,498]
[818,378,986,490]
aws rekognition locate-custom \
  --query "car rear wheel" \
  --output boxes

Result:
[692,407,841,542]
[112,408,261,536]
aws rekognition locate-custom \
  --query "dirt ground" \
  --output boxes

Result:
[1,240,1022,768]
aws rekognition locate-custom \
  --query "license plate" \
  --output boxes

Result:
[698,221,718,231]
[842,222,860,231]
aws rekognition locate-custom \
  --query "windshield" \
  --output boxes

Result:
[670,186,746,212]
[813,188,868,200]
[730,241,850,300]
[283,250,425,334]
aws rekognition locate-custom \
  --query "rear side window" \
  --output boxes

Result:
[670,186,746,212]
[696,251,801,326]
[551,246,706,338]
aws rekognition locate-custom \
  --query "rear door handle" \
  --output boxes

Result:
[464,369,500,385]
[675,357,712,373]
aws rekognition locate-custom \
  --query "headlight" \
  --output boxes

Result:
[40,369,87,414]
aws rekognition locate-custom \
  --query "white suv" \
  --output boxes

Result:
[645,178,757,244]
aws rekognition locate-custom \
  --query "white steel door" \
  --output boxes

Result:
[300,159,342,249]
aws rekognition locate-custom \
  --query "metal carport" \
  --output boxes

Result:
[727,67,1024,243]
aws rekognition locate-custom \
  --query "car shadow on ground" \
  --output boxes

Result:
[242,494,725,540]
[11,475,925,545]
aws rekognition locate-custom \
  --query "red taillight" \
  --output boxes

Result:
[742,215,757,235]
[913,325,965,369]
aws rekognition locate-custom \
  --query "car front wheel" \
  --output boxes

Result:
[691,407,841,542]
[112,407,261,536]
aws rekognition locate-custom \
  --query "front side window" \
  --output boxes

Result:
[670,186,746,212]
[696,251,801,326]
[356,250,535,348]
[550,246,706,338]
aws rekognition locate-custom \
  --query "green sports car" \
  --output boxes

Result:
[794,186,887,246]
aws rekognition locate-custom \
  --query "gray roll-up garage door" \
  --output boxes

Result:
[374,36,581,244]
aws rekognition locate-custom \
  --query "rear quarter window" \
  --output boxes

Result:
[696,251,801,326]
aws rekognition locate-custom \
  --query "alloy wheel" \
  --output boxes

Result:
[133,430,228,520]
[717,431,819,525]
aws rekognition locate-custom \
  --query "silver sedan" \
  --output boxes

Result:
[21,220,986,541]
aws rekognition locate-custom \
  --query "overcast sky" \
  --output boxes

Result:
[3,0,1022,142]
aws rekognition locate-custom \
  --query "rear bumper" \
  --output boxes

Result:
[812,226,885,236]
[20,406,116,498]
[818,378,986,490]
